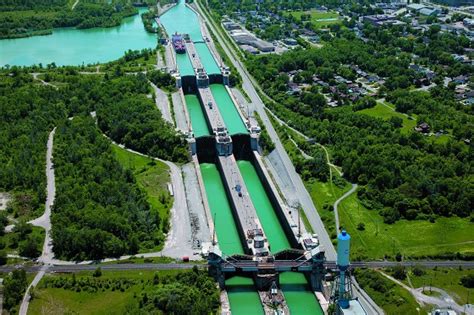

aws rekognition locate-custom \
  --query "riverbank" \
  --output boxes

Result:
[0,8,156,67]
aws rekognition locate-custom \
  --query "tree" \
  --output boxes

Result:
[18,235,41,258]
[392,265,407,280]
[93,267,102,278]
[0,250,7,265]
[3,269,28,311]
[460,274,474,288]
[412,266,425,277]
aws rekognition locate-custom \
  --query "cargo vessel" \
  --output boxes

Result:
[172,33,186,54]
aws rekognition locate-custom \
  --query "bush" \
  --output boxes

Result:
[356,223,365,231]
[460,274,474,288]
[392,265,407,280]
[93,267,102,278]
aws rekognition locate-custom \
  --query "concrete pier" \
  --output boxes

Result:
[217,155,269,256]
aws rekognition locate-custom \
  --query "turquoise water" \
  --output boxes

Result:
[195,42,220,75]
[160,0,220,75]
[159,0,202,41]
[0,8,156,67]
[176,52,194,77]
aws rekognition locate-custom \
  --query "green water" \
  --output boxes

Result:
[200,163,243,255]
[195,42,221,75]
[209,84,248,135]
[226,276,264,315]
[280,272,324,315]
[0,8,155,67]
[238,160,323,314]
[184,94,210,137]
[237,160,290,253]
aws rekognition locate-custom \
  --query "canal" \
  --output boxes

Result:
[160,1,323,314]
[0,8,155,67]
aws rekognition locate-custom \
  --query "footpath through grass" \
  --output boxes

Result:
[306,173,351,241]
[112,144,172,243]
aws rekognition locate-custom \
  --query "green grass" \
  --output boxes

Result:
[355,269,430,314]
[306,175,351,241]
[111,144,172,246]
[358,102,417,134]
[404,267,473,305]
[284,10,341,28]
[338,190,474,261]
[28,270,183,315]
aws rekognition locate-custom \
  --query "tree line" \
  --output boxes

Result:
[0,0,138,39]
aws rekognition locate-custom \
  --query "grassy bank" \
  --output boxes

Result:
[306,174,351,241]
[111,144,172,237]
[338,191,473,261]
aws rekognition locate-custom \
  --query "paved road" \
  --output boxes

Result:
[195,0,337,261]
[333,184,358,232]
[20,128,57,315]
[150,82,173,125]
[29,128,56,265]
[380,271,473,314]
[172,90,190,133]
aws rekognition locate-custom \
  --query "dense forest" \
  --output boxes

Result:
[0,61,187,259]
[0,0,140,39]
[52,117,161,260]
[94,73,188,163]
[245,24,473,223]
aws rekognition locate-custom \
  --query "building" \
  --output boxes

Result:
[240,45,259,54]
[407,3,426,12]
[419,8,440,16]
[415,122,430,133]
[222,21,241,31]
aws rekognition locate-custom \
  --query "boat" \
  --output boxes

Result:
[172,32,186,54]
